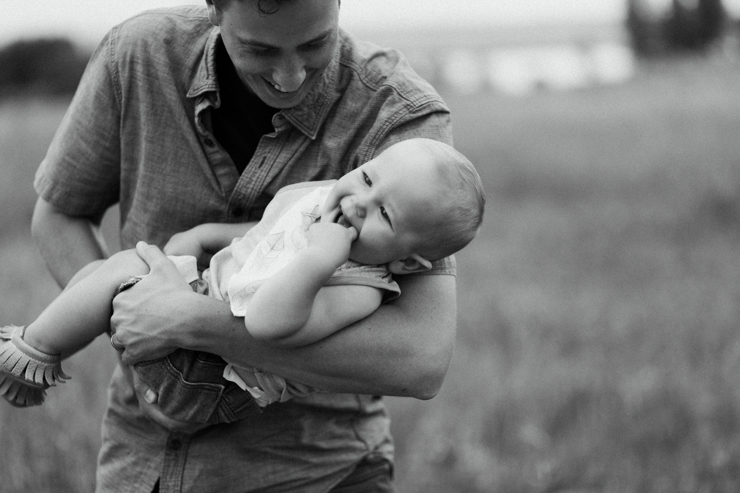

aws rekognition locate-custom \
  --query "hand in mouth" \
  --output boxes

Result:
[333,206,352,229]
[336,211,349,228]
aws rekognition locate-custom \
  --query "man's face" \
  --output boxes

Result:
[211,0,339,109]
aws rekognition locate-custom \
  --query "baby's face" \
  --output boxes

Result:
[323,139,446,265]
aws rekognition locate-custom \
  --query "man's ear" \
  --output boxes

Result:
[206,1,221,26]
[388,253,432,275]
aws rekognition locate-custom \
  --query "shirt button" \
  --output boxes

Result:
[169,439,181,451]
[204,137,215,147]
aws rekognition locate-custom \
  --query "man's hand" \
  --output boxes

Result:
[110,241,193,364]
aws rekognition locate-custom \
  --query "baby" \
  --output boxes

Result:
[0,138,485,424]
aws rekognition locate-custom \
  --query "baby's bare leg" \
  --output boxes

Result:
[23,249,150,356]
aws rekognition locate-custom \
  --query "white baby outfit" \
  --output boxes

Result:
[170,181,400,406]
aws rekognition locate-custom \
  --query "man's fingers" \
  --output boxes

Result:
[110,334,124,352]
[135,241,169,268]
[119,351,135,366]
[347,226,358,242]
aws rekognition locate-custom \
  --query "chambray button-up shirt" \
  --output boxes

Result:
[36,7,454,493]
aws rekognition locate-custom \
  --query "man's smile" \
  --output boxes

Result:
[264,77,299,93]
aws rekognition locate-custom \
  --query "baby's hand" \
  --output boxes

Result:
[322,187,342,220]
[306,220,358,269]
[164,229,206,261]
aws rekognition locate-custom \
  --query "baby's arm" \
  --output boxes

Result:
[244,222,383,347]
[164,222,256,267]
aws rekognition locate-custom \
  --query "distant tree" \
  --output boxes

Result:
[666,0,726,51]
[627,0,726,56]
[0,38,90,99]
[627,0,667,56]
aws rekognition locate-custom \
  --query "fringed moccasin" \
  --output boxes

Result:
[0,325,69,407]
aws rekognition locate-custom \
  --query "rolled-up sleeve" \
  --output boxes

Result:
[34,30,122,218]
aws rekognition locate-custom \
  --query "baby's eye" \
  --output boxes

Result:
[380,206,391,225]
[362,171,372,187]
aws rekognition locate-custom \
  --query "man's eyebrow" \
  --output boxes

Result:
[237,30,333,49]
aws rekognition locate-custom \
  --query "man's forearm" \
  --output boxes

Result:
[176,274,457,399]
[32,197,108,287]
[117,243,457,398]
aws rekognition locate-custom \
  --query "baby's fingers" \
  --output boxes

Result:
[321,206,341,224]
[322,188,341,217]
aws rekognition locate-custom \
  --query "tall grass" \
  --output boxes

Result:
[1,56,740,492]
[0,98,116,492]
[389,57,740,492]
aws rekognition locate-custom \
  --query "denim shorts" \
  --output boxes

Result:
[150,455,394,493]
[331,456,396,492]
[115,277,259,425]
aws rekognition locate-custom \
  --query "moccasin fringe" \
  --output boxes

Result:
[0,325,69,406]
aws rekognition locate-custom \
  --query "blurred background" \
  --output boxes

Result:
[1,1,740,491]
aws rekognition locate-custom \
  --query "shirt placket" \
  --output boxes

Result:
[159,433,190,493]
[194,95,240,199]
[229,113,295,221]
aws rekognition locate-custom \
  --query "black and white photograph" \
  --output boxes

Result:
[1,1,740,491]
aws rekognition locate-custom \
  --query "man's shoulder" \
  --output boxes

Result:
[336,30,445,107]
[110,6,211,52]
[117,6,210,31]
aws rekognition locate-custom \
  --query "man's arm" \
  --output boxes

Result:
[112,242,456,399]
[31,197,109,288]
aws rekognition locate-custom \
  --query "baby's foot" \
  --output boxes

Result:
[0,325,69,407]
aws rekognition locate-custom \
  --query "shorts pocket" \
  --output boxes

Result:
[134,349,226,424]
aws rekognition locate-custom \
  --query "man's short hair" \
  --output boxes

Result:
[212,0,338,15]
[212,0,292,14]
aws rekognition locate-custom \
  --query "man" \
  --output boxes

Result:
[32,0,457,491]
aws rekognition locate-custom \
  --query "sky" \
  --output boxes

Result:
[1,0,629,47]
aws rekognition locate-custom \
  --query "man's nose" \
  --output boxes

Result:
[273,56,307,92]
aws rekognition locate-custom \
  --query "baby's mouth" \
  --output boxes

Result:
[335,207,351,228]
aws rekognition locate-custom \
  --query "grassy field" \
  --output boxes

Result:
[1,56,740,492]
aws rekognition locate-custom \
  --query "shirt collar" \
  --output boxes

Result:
[187,28,220,100]
[280,34,342,140]
[186,27,342,141]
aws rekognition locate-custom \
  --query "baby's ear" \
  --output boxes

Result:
[388,253,432,275]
